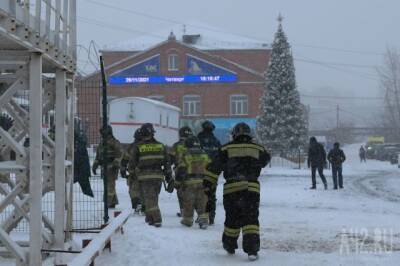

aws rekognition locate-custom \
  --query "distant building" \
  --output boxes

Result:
[78,24,271,144]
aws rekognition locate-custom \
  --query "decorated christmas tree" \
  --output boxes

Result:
[257,15,308,152]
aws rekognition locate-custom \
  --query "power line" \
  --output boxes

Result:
[294,57,377,69]
[84,0,385,56]
[301,94,384,100]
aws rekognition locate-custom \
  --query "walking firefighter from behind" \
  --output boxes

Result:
[92,125,122,208]
[128,123,172,227]
[121,128,146,213]
[205,122,270,261]
[178,136,210,229]
[197,120,221,225]
[170,126,193,217]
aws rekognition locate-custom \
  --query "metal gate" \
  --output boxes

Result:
[74,79,105,230]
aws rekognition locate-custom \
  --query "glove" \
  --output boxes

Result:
[92,162,98,175]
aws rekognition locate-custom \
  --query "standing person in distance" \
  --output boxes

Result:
[307,136,328,190]
[359,145,366,163]
[170,126,193,217]
[205,123,270,261]
[328,142,346,189]
[128,123,172,227]
[197,120,221,225]
[92,125,122,208]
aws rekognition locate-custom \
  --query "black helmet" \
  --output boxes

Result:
[231,122,251,140]
[185,136,201,149]
[134,128,143,141]
[201,120,215,132]
[100,125,113,136]
[141,123,155,137]
[309,136,317,144]
[179,126,193,139]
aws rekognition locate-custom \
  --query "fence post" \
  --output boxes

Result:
[100,56,109,225]
[298,148,301,169]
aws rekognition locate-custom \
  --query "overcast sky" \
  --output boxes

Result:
[77,0,399,128]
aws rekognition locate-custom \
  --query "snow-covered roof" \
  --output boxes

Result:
[103,21,270,51]
[109,97,181,112]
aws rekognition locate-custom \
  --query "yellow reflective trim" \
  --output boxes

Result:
[224,227,241,237]
[205,171,218,179]
[243,225,259,231]
[224,181,248,189]
[248,187,260,193]
[137,174,164,180]
[139,155,165,161]
[146,206,160,212]
[224,226,241,234]
[227,147,260,159]
[199,213,209,219]
[242,230,260,235]
[139,143,164,153]
[183,179,203,185]
[221,143,265,152]
[224,186,248,195]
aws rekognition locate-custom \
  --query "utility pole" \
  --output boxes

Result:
[336,104,339,129]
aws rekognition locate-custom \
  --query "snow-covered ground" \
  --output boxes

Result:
[1,144,399,265]
[94,144,400,266]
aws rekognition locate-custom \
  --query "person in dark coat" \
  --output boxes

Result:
[307,136,328,190]
[74,128,94,197]
[359,146,366,163]
[197,120,221,225]
[328,142,346,189]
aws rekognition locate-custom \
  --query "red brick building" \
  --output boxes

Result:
[78,30,270,143]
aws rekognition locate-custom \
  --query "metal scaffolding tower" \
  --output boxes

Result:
[0,1,76,265]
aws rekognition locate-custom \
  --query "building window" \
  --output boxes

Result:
[230,94,248,115]
[183,95,201,116]
[147,95,165,102]
[168,54,178,71]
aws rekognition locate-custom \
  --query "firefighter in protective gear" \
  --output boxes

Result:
[205,122,270,261]
[197,120,221,225]
[121,128,145,212]
[170,126,193,217]
[92,125,122,208]
[178,136,210,229]
[128,123,172,227]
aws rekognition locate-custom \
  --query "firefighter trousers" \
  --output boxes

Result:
[181,182,208,226]
[105,166,119,207]
[127,175,144,209]
[222,181,260,255]
[139,179,162,225]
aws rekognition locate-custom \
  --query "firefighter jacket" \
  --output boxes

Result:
[179,147,211,186]
[205,136,270,195]
[129,138,171,182]
[94,136,122,169]
[170,139,187,181]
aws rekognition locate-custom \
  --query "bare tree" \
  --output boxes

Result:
[377,47,400,141]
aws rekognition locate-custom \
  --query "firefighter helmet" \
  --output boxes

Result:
[141,123,155,137]
[179,126,193,139]
[201,120,215,132]
[231,122,251,140]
